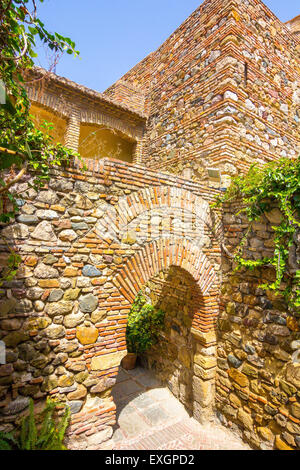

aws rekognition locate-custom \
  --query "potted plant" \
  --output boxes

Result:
[122,292,165,370]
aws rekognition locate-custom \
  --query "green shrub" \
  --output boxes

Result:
[0,398,70,450]
[126,291,165,354]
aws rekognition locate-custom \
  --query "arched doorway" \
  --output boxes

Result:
[105,258,218,448]
[139,266,205,414]
[64,185,221,447]
[110,238,219,425]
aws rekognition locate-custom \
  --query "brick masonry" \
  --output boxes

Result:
[0,0,299,451]
[106,0,300,183]
[0,159,221,445]
[217,202,300,450]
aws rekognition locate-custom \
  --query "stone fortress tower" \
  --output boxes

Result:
[28,0,300,188]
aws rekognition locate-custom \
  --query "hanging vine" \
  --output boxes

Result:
[213,156,300,314]
[0,0,81,285]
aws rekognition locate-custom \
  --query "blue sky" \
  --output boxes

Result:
[35,0,299,93]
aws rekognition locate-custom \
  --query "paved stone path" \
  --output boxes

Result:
[99,366,250,450]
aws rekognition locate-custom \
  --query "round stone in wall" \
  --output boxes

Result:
[1,223,29,239]
[82,265,102,277]
[48,289,64,302]
[79,294,98,313]
[31,221,57,242]
[59,230,78,242]
[36,189,58,205]
[34,263,59,279]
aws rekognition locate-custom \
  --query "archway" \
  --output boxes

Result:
[109,238,219,425]
[136,266,208,415]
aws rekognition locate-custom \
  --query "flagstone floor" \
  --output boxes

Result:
[98,366,250,451]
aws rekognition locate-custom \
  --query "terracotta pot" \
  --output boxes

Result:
[122,353,137,370]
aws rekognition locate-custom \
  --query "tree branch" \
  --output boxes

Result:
[0,31,28,62]
[0,146,27,161]
[0,0,13,23]
[0,163,28,194]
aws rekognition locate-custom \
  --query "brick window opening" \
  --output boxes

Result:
[30,104,68,145]
[78,124,136,163]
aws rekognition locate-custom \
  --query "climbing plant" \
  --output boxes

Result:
[126,291,165,354]
[214,156,300,314]
[0,0,80,283]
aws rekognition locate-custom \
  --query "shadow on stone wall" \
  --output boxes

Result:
[111,265,215,432]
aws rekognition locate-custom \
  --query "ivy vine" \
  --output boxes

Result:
[0,1,82,284]
[213,156,300,315]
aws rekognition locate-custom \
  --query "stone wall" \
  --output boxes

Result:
[0,159,221,448]
[286,15,300,38]
[25,0,300,185]
[0,0,299,451]
[1,158,299,450]
[104,80,147,116]
[217,202,300,450]
[141,267,197,414]
[104,0,300,184]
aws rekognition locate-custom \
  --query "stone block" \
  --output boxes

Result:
[46,301,73,317]
[31,221,57,241]
[86,427,113,446]
[237,408,253,431]
[67,384,87,400]
[91,351,127,371]
[193,401,214,425]
[191,328,216,346]
[90,377,116,394]
[194,364,215,380]
[194,353,217,370]
[79,294,98,313]
[275,436,293,451]
[228,368,249,387]
[76,327,99,345]
[285,364,300,389]
[178,348,191,368]
[193,376,214,407]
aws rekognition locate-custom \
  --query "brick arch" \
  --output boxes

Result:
[118,186,210,224]
[104,236,219,427]
[27,86,144,144]
[27,87,71,118]
[94,185,213,243]
[77,123,137,164]
[79,121,138,145]
[79,115,141,144]
[112,237,219,337]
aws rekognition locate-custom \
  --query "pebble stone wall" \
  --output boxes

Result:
[106,0,300,186]
[217,203,300,450]
[0,158,221,448]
